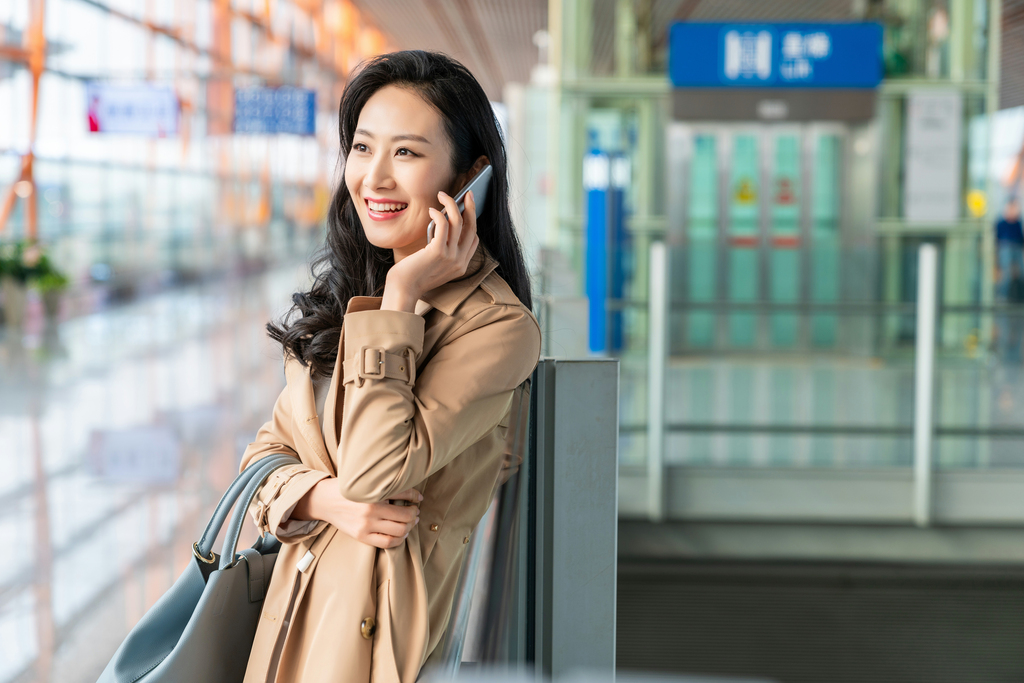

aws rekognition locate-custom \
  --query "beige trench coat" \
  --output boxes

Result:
[238,246,541,683]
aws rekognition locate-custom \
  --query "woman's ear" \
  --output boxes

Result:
[451,156,491,193]
[469,155,490,176]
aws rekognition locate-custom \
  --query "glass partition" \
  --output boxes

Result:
[615,237,1024,471]
[872,0,990,81]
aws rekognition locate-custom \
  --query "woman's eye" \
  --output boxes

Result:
[396,148,416,157]
[353,143,368,153]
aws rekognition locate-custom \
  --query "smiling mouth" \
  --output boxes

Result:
[366,199,409,213]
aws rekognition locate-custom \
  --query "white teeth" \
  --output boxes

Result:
[368,200,407,212]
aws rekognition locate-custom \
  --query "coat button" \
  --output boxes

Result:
[463,537,470,544]
[360,617,376,639]
[429,524,439,532]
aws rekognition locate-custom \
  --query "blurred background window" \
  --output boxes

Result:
[5,1,1024,682]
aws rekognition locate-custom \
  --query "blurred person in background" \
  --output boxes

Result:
[996,196,1023,297]
[996,197,1024,361]
[236,51,540,683]
[1004,260,1024,364]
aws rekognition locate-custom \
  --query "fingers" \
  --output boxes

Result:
[461,190,478,250]
[379,502,418,524]
[390,488,424,504]
[366,533,407,550]
[436,191,463,249]
[436,190,477,274]
[427,207,449,249]
[372,519,415,538]
[382,510,419,525]
[365,512,419,548]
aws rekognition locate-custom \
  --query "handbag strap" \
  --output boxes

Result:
[195,458,265,554]
[218,454,302,569]
[194,453,300,562]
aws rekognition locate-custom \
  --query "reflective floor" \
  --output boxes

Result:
[0,262,309,683]
[8,260,1024,681]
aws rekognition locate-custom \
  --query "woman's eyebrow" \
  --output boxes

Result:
[354,128,431,144]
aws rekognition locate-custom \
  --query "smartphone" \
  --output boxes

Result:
[427,164,492,244]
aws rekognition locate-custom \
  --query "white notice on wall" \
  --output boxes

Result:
[904,91,962,222]
[85,82,179,136]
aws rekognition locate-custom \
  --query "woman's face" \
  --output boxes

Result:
[344,85,458,260]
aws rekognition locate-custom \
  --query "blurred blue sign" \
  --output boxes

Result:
[669,22,883,88]
[85,82,179,136]
[234,86,316,135]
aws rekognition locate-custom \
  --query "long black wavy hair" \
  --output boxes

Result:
[268,50,533,377]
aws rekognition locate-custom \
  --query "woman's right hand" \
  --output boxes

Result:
[292,480,421,549]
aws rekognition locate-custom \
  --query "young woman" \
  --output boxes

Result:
[238,51,540,683]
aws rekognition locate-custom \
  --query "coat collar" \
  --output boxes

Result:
[343,244,500,318]
[284,358,335,475]
[302,244,501,468]
[418,244,499,316]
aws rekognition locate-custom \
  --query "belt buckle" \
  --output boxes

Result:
[357,346,386,386]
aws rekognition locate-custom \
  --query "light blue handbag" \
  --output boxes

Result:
[97,453,301,683]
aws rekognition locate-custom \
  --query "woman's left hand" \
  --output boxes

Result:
[291,480,422,549]
[381,190,480,312]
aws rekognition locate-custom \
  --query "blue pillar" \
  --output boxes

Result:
[609,153,630,353]
[584,150,610,354]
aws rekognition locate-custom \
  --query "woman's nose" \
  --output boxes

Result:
[364,155,395,191]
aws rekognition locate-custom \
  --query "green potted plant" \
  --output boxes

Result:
[0,240,30,329]
[36,265,70,318]
[0,240,69,327]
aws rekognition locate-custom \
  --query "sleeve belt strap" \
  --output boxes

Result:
[343,346,416,387]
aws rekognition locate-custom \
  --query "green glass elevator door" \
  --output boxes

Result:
[682,125,845,351]
[727,133,761,347]
[769,133,801,347]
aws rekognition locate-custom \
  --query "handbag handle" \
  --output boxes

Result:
[193,453,300,564]
[218,454,303,569]
[194,455,275,555]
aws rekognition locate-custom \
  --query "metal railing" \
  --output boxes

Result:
[644,240,1024,526]
[429,359,620,680]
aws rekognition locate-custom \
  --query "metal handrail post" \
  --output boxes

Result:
[914,244,938,527]
[530,358,619,678]
[648,241,668,521]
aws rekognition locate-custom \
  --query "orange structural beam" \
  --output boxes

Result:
[1,0,45,238]
[26,0,46,239]
[0,0,394,240]
[0,44,29,62]
[0,156,32,234]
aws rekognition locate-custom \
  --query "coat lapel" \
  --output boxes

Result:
[323,319,346,465]
[285,359,335,475]
[320,244,498,469]
[418,247,499,316]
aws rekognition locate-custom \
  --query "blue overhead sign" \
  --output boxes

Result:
[234,86,316,135]
[669,22,883,89]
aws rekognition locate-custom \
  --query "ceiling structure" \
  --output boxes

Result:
[353,0,861,96]
[349,0,548,100]
[355,0,1022,110]
[1004,0,1024,109]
